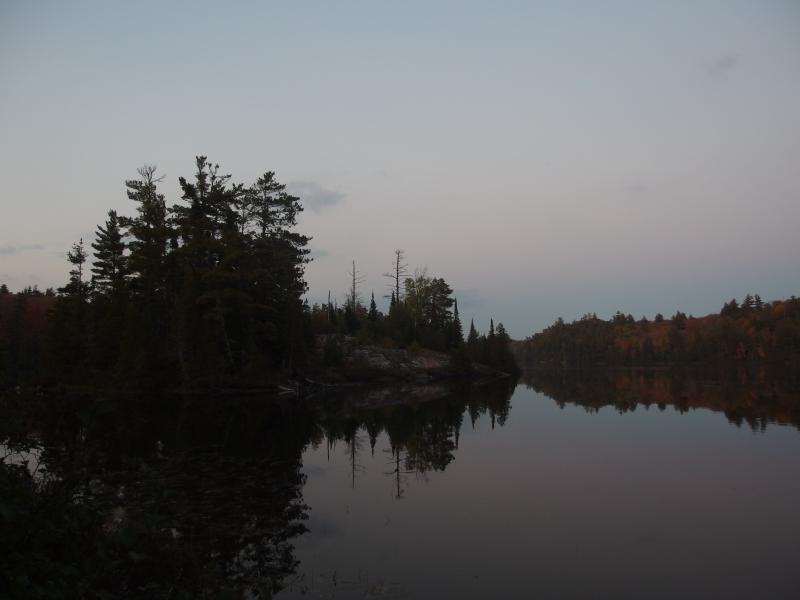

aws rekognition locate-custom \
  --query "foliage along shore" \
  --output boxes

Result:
[512,294,800,381]
[0,157,517,392]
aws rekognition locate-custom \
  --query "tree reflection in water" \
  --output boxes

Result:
[4,373,798,598]
[311,379,516,498]
[523,369,800,431]
[1,392,312,598]
[1,380,516,598]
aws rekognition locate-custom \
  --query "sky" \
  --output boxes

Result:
[1,1,799,338]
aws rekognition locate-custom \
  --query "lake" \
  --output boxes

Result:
[3,373,799,598]
[278,375,800,599]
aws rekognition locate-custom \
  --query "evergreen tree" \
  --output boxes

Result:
[90,210,129,371]
[426,277,454,331]
[118,166,174,382]
[467,319,478,345]
[450,298,464,347]
[720,299,739,317]
[122,165,172,296]
[91,209,127,295]
[59,239,90,299]
[50,239,90,381]
[742,294,755,312]
[368,291,378,322]
[466,318,479,362]
[246,169,309,369]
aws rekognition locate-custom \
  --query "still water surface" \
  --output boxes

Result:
[6,375,800,598]
[278,377,800,599]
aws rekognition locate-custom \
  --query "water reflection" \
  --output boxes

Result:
[281,375,800,599]
[523,369,800,431]
[310,379,515,499]
[1,392,314,598]
[1,380,517,598]
[4,373,800,599]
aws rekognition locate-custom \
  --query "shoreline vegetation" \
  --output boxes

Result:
[512,294,800,383]
[0,157,518,393]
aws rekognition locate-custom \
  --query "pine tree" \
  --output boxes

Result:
[118,165,174,382]
[59,239,90,299]
[50,239,90,381]
[243,166,309,370]
[121,165,171,296]
[90,210,130,372]
[91,209,127,295]
[368,291,378,322]
[495,322,513,367]
[742,294,755,312]
[450,298,464,347]
[467,319,478,345]
[466,318,479,361]
[24,156,316,387]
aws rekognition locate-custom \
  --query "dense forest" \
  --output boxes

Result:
[0,158,515,390]
[514,294,800,376]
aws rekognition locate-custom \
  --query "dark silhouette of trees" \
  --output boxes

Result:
[516,294,800,376]
[1,160,522,388]
[59,238,89,299]
[0,157,312,389]
[91,210,127,295]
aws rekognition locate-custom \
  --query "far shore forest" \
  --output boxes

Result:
[515,294,800,379]
[1,158,798,390]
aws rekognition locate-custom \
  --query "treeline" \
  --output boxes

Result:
[0,286,56,386]
[2,159,310,389]
[515,294,800,374]
[0,158,516,390]
[304,252,517,374]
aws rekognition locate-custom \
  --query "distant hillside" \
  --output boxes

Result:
[513,295,800,374]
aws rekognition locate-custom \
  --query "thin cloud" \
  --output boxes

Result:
[308,247,329,259]
[626,182,648,193]
[288,181,345,213]
[706,54,740,79]
[0,243,44,255]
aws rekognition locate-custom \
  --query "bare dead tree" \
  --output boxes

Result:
[137,164,166,186]
[383,446,414,499]
[382,249,408,302]
[346,260,366,310]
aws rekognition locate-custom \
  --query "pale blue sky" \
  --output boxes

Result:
[1,1,799,337]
